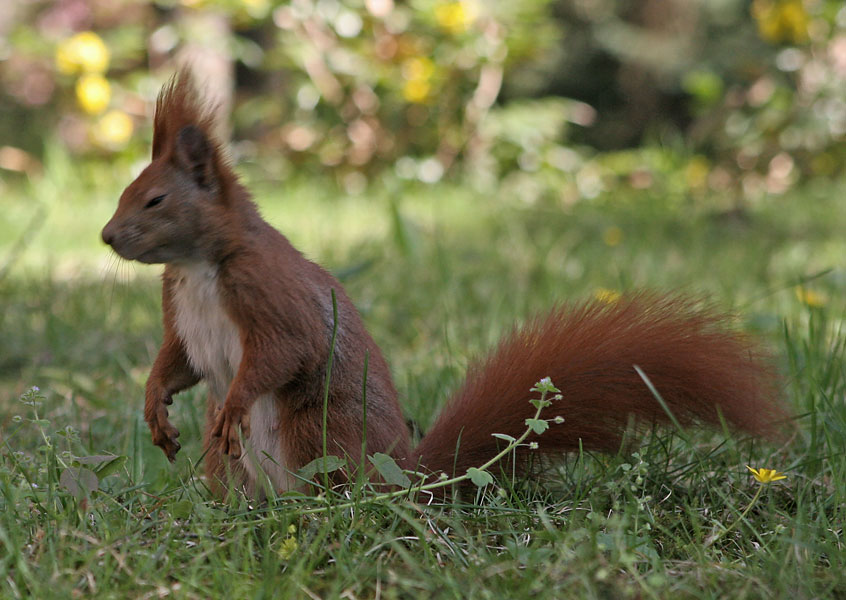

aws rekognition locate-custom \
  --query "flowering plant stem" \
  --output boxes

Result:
[295,382,555,516]
[705,484,764,547]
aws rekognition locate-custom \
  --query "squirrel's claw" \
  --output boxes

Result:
[147,402,181,461]
[213,404,250,459]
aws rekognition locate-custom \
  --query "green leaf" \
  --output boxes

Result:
[279,490,307,498]
[682,70,724,107]
[529,398,551,410]
[369,453,411,488]
[466,467,493,487]
[491,433,516,442]
[74,454,118,465]
[530,377,560,394]
[94,455,127,479]
[171,499,194,519]
[525,418,549,435]
[74,454,127,479]
[59,467,98,500]
[296,455,346,480]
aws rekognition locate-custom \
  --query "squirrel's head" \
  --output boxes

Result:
[102,71,234,264]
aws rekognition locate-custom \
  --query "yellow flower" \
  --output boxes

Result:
[402,57,435,82]
[241,0,270,19]
[93,110,134,149]
[402,79,431,103]
[795,286,827,308]
[602,226,623,247]
[401,57,435,104]
[746,466,787,483]
[435,1,477,35]
[685,156,710,190]
[752,0,809,45]
[55,31,110,75]
[594,288,621,304]
[706,465,788,546]
[56,44,77,76]
[278,535,298,560]
[76,74,111,115]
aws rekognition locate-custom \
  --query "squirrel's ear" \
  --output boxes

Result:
[173,125,214,188]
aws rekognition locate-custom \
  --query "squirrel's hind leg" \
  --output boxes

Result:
[202,392,249,498]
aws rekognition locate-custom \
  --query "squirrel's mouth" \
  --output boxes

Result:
[133,247,169,264]
[102,226,171,263]
[106,239,162,264]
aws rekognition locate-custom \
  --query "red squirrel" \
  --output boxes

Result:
[102,72,787,498]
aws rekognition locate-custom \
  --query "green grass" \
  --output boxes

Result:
[1,155,845,598]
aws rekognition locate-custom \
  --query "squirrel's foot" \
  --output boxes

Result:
[146,399,181,462]
[213,403,251,459]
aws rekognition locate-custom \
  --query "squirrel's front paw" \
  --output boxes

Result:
[145,400,181,462]
[212,404,251,459]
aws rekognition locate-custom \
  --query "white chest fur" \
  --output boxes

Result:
[170,262,292,495]
[171,262,242,398]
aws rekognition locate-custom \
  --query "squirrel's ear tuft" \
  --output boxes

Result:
[174,125,214,187]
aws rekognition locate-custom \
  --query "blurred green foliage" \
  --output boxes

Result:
[1,0,845,204]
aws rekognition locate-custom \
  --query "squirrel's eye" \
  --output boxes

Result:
[145,195,166,209]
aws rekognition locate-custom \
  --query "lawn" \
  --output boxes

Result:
[1,155,844,598]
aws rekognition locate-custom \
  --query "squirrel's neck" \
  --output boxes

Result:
[188,182,268,266]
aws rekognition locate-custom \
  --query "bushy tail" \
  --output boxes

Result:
[413,293,789,476]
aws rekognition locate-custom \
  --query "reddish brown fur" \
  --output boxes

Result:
[414,294,787,476]
[103,72,788,497]
[104,71,410,494]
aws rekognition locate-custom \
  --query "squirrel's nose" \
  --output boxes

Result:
[101,223,115,246]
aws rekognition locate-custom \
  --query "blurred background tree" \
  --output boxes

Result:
[1,0,844,205]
